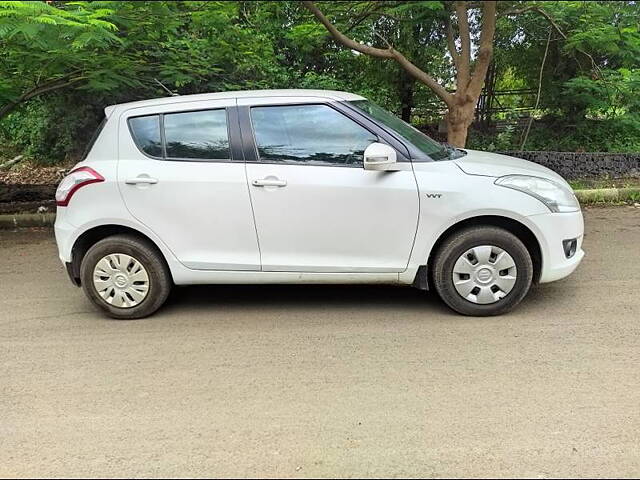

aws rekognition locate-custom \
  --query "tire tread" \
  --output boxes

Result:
[432,226,533,316]
[80,234,171,319]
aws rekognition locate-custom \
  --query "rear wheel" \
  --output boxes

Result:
[432,226,533,316]
[80,234,171,319]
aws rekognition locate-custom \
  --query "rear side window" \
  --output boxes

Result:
[251,104,377,166]
[129,115,162,157]
[164,110,229,160]
[128,108,229,160]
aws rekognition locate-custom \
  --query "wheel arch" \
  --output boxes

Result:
[68,224,173,286]
[416,215,542,290]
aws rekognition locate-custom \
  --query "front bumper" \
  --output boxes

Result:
[527,210,585,283]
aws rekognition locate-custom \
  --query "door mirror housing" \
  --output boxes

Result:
[363,142,399,171]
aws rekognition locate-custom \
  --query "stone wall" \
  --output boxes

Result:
[498,151,640,180]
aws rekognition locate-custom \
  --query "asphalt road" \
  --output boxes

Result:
[1,206,639,478]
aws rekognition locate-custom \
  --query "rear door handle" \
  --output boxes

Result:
[125,176,158,185]
[252,178,287,187]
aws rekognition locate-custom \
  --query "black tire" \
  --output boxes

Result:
[432,226,533,316]
[80,234,172,319]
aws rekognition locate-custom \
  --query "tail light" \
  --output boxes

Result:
[55,167,104,207]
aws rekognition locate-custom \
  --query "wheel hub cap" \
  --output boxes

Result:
[452,245,517,305]
[93,253,149,308]
[476,267,494,284]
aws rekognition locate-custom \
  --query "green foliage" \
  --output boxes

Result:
[1,95,102,164]
[0,1,292,162]
[1,0,639,164]
[562,68,640,118]
[468,114,640,153]
[0,1,122,105]
[482,0,640,152]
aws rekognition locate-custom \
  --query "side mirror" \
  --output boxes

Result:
[363,142,399,171]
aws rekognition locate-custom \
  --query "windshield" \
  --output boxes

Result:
[348,99,453,161]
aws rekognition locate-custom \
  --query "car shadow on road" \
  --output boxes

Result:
[162,283,452,315]
[156,280,576,321]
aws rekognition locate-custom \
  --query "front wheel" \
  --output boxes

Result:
[80,234,172,319]
[432,226,533,316]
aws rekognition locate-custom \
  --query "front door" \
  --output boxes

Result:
[118,100,260,271]
[241,101,419,273]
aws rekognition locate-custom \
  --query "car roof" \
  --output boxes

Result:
[105,89,366,116]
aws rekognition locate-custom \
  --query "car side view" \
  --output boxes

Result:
[54,89,584,319]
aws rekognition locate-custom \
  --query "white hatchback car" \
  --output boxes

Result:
[55,89,584,319]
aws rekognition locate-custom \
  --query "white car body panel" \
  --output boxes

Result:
[456,149,570,186]
[245,163,419,273]
[54,89,585,295]
[237,95,418,273]
[399,161,551,282]
[116,98,261,271]
[104,89,365,118]
[526,210,584,282]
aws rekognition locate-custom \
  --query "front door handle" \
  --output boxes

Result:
[125,176,158,185]
[252,178,287,187]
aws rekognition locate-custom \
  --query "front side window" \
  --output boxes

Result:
[129,115,162,157]
[251,104,377,166]
[348,99,453,160]
[164,109,229,160]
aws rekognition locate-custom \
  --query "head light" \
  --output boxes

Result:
[494,175,579,213]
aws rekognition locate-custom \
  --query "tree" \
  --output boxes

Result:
[109,1,286,95]
[302,1,497,147]
[2,1,637,162]
[479,1,640,152]
[0,1,125,121]
[0,1,289,162]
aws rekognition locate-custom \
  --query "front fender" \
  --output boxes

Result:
[402,163,549,283]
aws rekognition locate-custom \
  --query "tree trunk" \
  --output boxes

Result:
[445,101,476,147]
[302,1,498,149]
[398,70,414,122]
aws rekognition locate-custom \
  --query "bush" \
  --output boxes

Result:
[467,114,640,153]
[0,95,104,165]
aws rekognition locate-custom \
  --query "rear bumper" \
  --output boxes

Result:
[527,210,585,283]
[54,208,81,285]
[54,208,75,264]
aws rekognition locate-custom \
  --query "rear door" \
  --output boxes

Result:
[118,99,260,271]
[239,97,419,273]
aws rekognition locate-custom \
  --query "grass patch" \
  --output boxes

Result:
[574,187,640,205]
[569,177,640,190]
